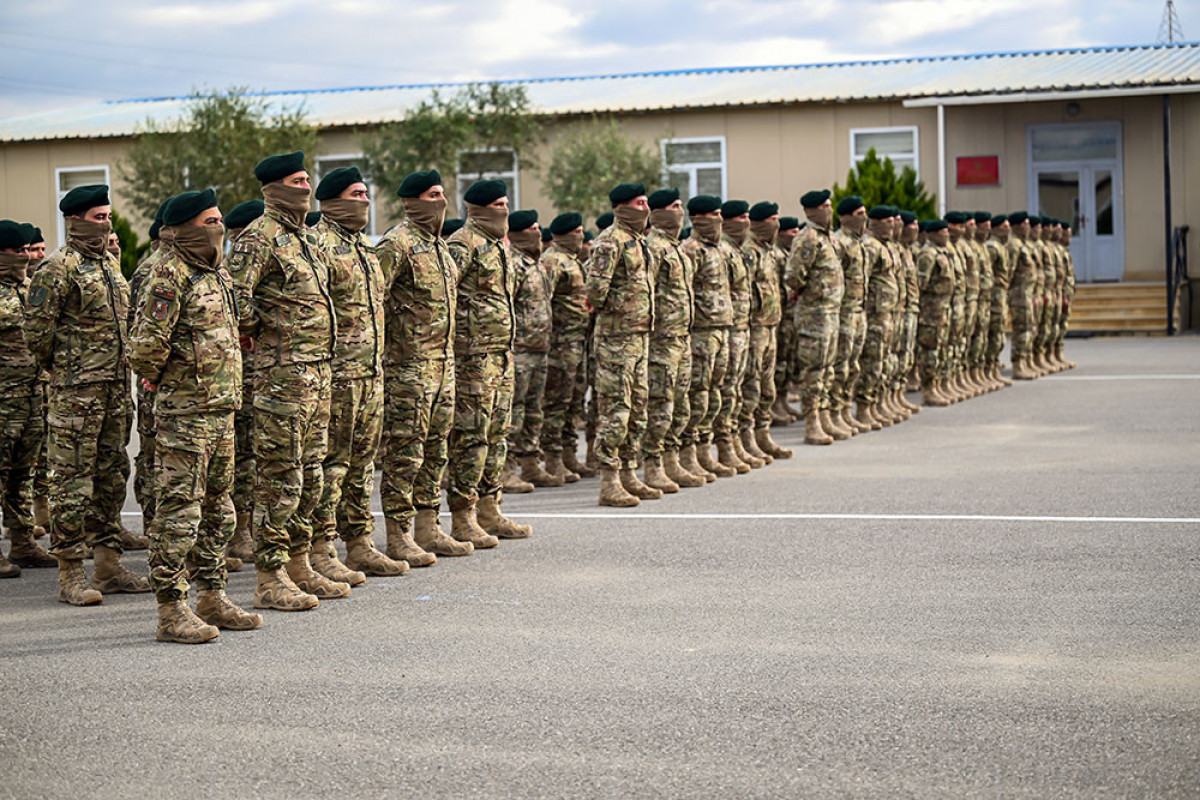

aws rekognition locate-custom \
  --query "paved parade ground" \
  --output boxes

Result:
[2,336,1198,798]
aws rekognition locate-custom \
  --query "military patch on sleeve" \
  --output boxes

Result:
[800,241,816,261]
[76,263,97,274]
[412,243,429,255]
[150,297,171,321]
[274,233,292,248]
[152,286,176,301]
[27,284,47,307]
[334,244,352,256]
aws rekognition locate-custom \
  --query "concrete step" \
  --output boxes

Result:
[1067,282,1169,334]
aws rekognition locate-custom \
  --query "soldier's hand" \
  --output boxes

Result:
[141,377,158,392]
[240,334,255,352]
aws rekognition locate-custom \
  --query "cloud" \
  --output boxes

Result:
[142,1,292,27]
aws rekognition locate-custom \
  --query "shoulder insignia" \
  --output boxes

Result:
[476,243,492,256]
[274,233,292,248]
[412,243,429,255]
[150,297,172,321]
[76,263,97,274]
[334,244,352,256]
[187,270,205,285]
[28,284,47,307]
[152,286,177,300]
[232,241,254,255]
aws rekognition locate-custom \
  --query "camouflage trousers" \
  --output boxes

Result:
[963,296,979,363]
[715,328,749,440]
[251,361,331,571]
[1037,292,1059,352]
[314,374,382,543]
[775,310,798,397]
[233,375,255,530]
[829,311,866,413]
[1008,285,1035,360]
[542,334,586,455]
[510,349,549,457]
[147,411,235,602]
[894,312,918,388]
[448,351,513,510]
[583,319,598,446]
[593,331,650,470]
[918,303,951,385]
[33,383,49,501]
[987,292,1009,366]
[857,312,897,406]
[948,297,966,372]
[969,297,992,367]
[1058,292,1072,342]
[46,380,131,560]
[794,314,839,415]
[381,357,454,520]
[134,384,156,528]
[740,324,778,431]
[684,327,729,446]
[0,393,43,539]
[643,333,691,459]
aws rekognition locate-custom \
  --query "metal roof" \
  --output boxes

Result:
[2,42,1198,143]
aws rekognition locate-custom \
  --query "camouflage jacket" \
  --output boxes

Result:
[25,243,129,387]
[646,228,694,338]
[985,238,1011,294]
[314,216,384,379]
[951,237,980,304]
[128,248,242,415]
[511,246,553,353]
[586,223,654,337]
[917,244,954,320]
[542,243,589,342]
[128,241,166,329]
[786,223,844,321]
[1006,237,1037,294]
[970,238,994,303]
[743,235,782,328]
[448,219,516,355]
[682,235,732,330]
[895,241,920,314]
[862,234,900,320]
[228,207,335,371]
[0,271,38,397]
[832,228,868,316]
[377,219,456,363]
[720,235,751,331]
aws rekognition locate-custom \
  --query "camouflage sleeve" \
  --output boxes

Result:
[23,260,68,372]
[446,240,470,286]
[376,237,407,290]
[784,236,813,295]
[128,264,185,384]
[227,230,271,338]
[585,239,618,309]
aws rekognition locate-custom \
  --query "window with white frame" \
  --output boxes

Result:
[314,154,378,238]
[55,164,110,247]
[456,149,519,215]
[850,127,919,173]
[661,137,726,199]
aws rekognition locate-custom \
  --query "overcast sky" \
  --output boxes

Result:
[0,0,1188,120]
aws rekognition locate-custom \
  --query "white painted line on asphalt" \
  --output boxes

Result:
[1047,374,1200,381]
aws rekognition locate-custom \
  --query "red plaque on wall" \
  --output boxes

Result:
[956,155,1001,187]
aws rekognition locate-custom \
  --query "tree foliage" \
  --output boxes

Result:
[832,148,937,222]
[543,116,662,224]
[110,210,147,279]
[119,88,319,221]
[363,83,543,215]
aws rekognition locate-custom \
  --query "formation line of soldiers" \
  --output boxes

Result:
[0,151,1074,643]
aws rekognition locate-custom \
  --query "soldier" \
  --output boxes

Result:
[310,166,406,581]
[446,179,531,540]
[586,182,658,507]
[771,216,803,426]
[856,206,903,429]
[642,188,701,493]
[829,196,869,437]
[739,201,791,461]
[881,208,918,422]
[970,212,1000,391]
[1005,211,1038,380]
[26,227,52,545]
[128,189,261,643]
[679,194,732,480]
[106,231,120,260]
[230,150,347,612]
[891,211,923,413]
[581,213,613,472]
[25,185,149,605]
[941,212,971,401]
[984,214,1014,387]
[540,212,593,483]
[375,169,469,566]
[1056,221,1077,370]
[916,220,955,406]
[714,200,757,472]
[506,209,560,491]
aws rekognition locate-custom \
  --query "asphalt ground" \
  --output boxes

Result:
[2,336,1198,798]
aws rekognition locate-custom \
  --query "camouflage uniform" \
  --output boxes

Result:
[773,239,798,400]
[916,241,954,385]
[128,242,168,528]
[229,208,335,570]
[0,262,43,544]
[311,216,384,544]
[376,220,456,522]
[586,222,654,470]
[540,241,589,457]
[969,237,993,373]
[643,227,694,459]
[1057,240,1075,347]
[714,236,751,442]
[856,232,899,407]
[681,234,731,446]
[447,219,516,509]
[1036,238,1058,360]
[945,239,967,379]
[508,245,553,459]
[784,222,844,415]
[230,229,257,534]
[1006,234,1038,365]
[894,240,921,391]
[25,241,131,561]
[128,246,241,601]
[953,235,980,376]
[830,228,868,416]
[984,235,1011,371]
[739,233,783,431]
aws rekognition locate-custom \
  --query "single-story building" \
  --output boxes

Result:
[1,42,1197,331]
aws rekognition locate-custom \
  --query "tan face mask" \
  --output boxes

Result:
[509,228,542,257]
[66,217,112,258]
[467,204,508,240]
[750,218,779,244]
[901,226,919,245]
[841,213,867,235]
[320,198,370,233]
[261,182,311,227]
[650,208,684,238]
[868,219,893,241]
[0,251,30,281]
[691,216,722,245]
[723,218,750,245]
[614,205,649,234]
[777,231,798,251]
[552,231,583,254]
[806,205,833,229]
[173,224,225,269]
[402,196,447,237]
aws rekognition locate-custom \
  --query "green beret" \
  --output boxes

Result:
[224,200,265,230]
[686,195,721,215]
[397,169,442,199]
[463,179,507,207]
[149,198,171,240]
[925,219,948,232]
[974,211,992,223]
[59,184,110,216]
[315,166,364,201]
[541,227,553,243]
[584,230,595,242]
[30,226,43,245]
[1009,211,1029,225]
[749,202,778,221]
[942,211,965,224]
[868,205,894,220]
[609,182,646,205]
[800,189,831,209]
[1028,215,1043,226]
[899,211,917,225]
[441,218,465,237]
[990,214,1008,226]
[595,212,614,230]
[18,223,36,245]
[508,209,538,232]
[836,196,864,216]
[551,212,583,235]
[680,226,692,240]
[254,151,306,184]
[305,211,322,227]
[162,188,218,227]
[647,188,680,210]
[778,216,801,231]
[0,220,26,249]
[720,200,749,218]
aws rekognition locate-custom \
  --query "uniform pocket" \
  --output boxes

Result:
[252,393,301,462]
